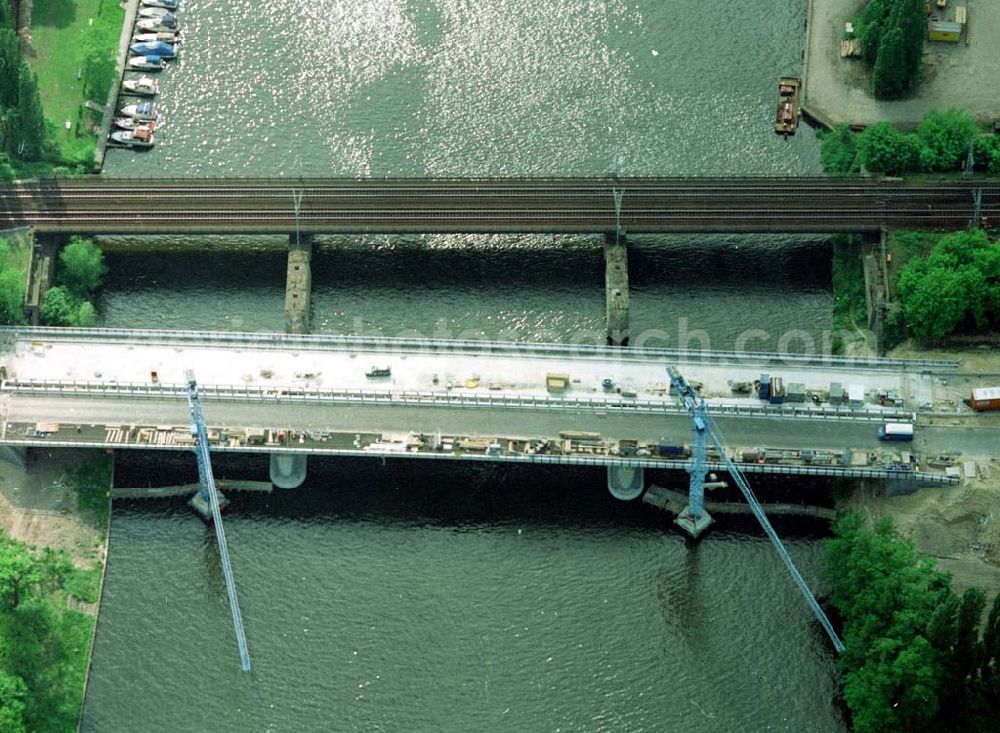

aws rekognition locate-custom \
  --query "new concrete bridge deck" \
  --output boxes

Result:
[1,177,996,234]
[0,328,991,483]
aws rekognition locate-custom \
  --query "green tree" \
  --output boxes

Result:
[896,0,926,88]
[858,0,893,66]
[857,0,925,98]
[0,0,13,31]
[39,286,79,326]
[0,534,43,612]
[79,25,116,102]
[858,122,923,174]
[917,108,980,172]
[872,27,908,98]
[820,125,859,174]
[897,229,999,340]
[0,28,19,109]
[0,266,24,324]
[842,635,942,733]
[57,236,105,296]
[983,593,1000,694]
[897,260,979,340]
[6,64,45,161]
[75,300,96,327]
[823,514,960,731]
[0,670,28,733]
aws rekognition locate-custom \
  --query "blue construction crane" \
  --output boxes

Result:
[186,370,252,672]
[666,366,845,654]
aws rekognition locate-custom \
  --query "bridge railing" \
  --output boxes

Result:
[2,378,917,423]
[0,326,959,371]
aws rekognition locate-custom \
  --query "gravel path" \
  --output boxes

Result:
[804,0,1000,129]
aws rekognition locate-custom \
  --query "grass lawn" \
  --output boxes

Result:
[27,0,124,163]
[1,229,32,275]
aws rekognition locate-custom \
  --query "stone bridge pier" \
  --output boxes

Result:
[285,233,313,335]
[604,234,629,346]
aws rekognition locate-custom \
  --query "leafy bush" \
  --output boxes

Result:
[57,237,106,297]
[820,125,859,174]
[858,122,923,174]
[917,108,980,172]
[897,229,1000,340]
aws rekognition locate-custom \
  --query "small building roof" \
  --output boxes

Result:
[928,20,962,32]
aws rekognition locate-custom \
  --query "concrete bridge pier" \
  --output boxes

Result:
[285,234,313,334]
[607,464,644,500]
[604,235,629,346]
[862,229,891,356]
[270,453,307,489]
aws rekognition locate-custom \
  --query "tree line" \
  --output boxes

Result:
[824,512,1000,732]
[821,108,1000,176]
[0,0,47,173]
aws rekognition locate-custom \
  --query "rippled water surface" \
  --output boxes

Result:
[85,1,846,730]
[84,460,843,733]
[104,0,819,177]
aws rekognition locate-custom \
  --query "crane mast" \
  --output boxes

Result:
[667,366,845,653]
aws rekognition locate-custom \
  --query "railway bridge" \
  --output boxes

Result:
[1,177,995,235]
[6,176,997,340]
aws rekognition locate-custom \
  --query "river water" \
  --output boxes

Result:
[84,0,846,730]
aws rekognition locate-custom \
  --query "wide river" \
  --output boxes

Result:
[84,1,846,730]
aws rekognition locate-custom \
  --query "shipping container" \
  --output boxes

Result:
[878,422,914,442]
[759,373,771,401]
[829,382,844,405]
[546,373,570,393]
[786,382,806,403]
[928,19,961,42]
[848,384,865,407]
[970,386,1000,412]
[657,443,686,456]
[769,377,785,404]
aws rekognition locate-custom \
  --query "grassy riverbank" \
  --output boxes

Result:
[830,235,867,352]
[0,452,111,731]
[0,230,30,324]
[26,0,124,166]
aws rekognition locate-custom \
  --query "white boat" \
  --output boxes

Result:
[136,18,177,33]
[138,7,174,18]
[127,55,165,71]
[109,128,155,148]
[133,31,178,44]
[121,76,159,97]
[141,0,178,9]
[113,117,156,131]
[119,101,157,120]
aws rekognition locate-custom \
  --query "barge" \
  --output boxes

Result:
[774,76,800,137]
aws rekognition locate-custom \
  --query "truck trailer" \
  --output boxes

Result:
[970,387,1000,412]
[878,422,915,442]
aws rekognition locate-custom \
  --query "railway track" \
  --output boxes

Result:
[1,177,996,233]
